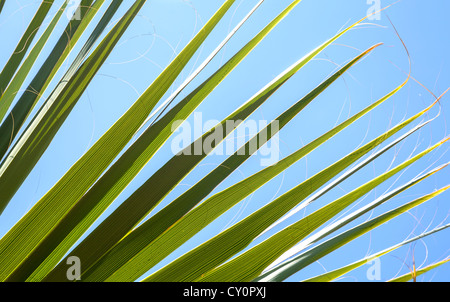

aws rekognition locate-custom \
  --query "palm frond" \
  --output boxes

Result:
[0,0,447,283]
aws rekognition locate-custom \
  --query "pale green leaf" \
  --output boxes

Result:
[388,258,450,282]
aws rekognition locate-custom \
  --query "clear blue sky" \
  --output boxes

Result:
[0,0,449,282]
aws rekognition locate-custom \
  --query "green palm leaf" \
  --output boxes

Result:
[196,137,450,282]
[253,165,450,282]
[0,0,55,100]
[142,102,435,282]
[0,0,5,15]
[0,0,151,280]
[388,258,450,282]
[80,79,407,282]
[303,223,450,282]
[10,0,264,282]
[41,0,312,282]
[0,0,447,284]
[62,43,380,282]
[0,0,101,158]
